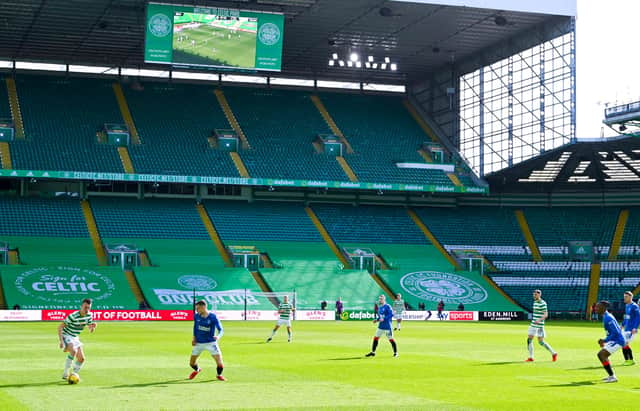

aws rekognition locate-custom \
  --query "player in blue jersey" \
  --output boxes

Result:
[189,300,226,381]
[596,300,626,383]
[365,295,398,358]
[621,291,640,365]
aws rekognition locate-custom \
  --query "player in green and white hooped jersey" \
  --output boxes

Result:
[392,293,405,331]
[526,290,557,362]
[266,295,295,343]
[57,298,96,379]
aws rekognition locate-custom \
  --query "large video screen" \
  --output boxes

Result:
[145,3,284,71]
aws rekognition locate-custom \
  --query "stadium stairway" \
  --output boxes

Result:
[304,206,352,267]
[196,203,233,267]
[80,200,108,266]
[125,269,147,305]
[250,271,280,307]
[514,210,542,261]
[112,83,141,144]
[417,148,433,162]
[213,89,251,178]
[335,156,358,182]
[0,142,12,169]
[229,151,250,178]
[608,209,629,260]
[586,262,601,320]
[447,173,463,187]
[309,95,354,154]
[138,250,152,266]
[7,249,20,264]
[406,209,462,269]
[213,89,251,149]
[402,99,439,144]
[309,94,358,182]
[117,146,135,174]
[5,77,25,139]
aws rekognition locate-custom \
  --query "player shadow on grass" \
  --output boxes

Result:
[326,356,365,361]
[0,381,62,388]
[567,366,605,370]
[104,378,211,389]
[475,361,523,365]
[534,380,596,388]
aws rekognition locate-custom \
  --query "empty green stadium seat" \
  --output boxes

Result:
[223,87,348,181]
[124,83,239,177]
[10,75,123,172]
[205,200,322,242]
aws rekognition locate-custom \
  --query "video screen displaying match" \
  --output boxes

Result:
[145,3,284,71]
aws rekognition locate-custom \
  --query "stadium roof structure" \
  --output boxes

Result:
[485,136,640,193]
[0,0,573,84]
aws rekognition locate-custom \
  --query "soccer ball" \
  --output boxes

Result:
[67,373,80,385]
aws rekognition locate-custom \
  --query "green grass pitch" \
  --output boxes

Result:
[173,25,256,68]
[1,321,639,410]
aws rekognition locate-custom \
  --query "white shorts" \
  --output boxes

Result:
[191,342,222,356]
[527,326,546,338]
[374,328,393,339]
[394,312,404,320]
[62,334,83,350]
[624,331,636,345]
[276,319,291,327]
[603,341,622,354]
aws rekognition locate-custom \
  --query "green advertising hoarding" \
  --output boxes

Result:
[134,267,274,310]
[0,169,489,194]
[0,266,138,309]
[145,3,284,71]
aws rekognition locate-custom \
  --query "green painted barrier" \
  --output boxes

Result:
[0,265,138,309]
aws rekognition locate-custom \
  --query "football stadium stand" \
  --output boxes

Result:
[124,82,239,177]
[223,87,349,181]
[9,75,124,173]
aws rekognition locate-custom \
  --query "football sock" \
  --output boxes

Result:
[287,331,291,340]
[397,323,401,330]
[191,363,199,371]
[64,355,74,374]
[540,340,555,354]
[270,329,276,338]
[390,339,397,353]
[628,348,634,360]
[371,337,379,352]
[622,347,630,360]
[72,360,84,373]
[602,361,613,376]
[527,338,533,357]
[216,366,224,376]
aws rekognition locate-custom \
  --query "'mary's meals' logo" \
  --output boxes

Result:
[177,275,217,290]
[400,271,488,304]
[258,23,280,46]
[148,13,172,37]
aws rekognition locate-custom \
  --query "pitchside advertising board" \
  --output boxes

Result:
[145,3,284,71]
[339,310,480,321]
[0,310,334,321]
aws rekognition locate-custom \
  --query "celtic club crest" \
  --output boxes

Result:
[258,23,280,46]
[148,13,171,38]
[400,271,488,304]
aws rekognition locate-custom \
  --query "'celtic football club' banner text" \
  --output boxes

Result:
[145,3,284,71]
[0,266,138,309]
[134,268,275,310]
[0,169,488,194]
